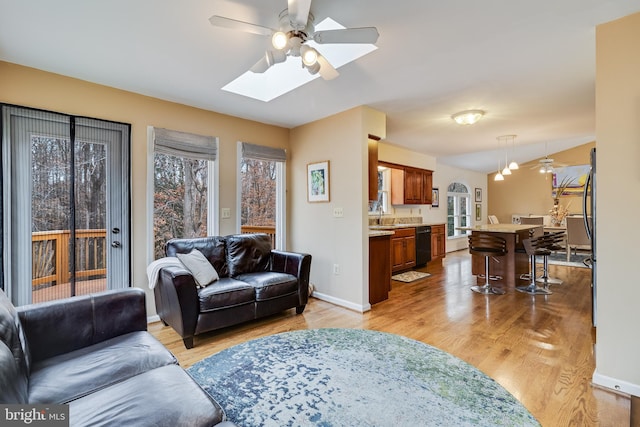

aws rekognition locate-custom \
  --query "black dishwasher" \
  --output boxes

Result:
[415,226,432,267]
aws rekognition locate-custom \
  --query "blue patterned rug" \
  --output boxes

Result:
[188,329,539,426]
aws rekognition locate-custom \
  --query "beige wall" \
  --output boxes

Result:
[487,142,595,224]
[290,106,385,312]
[0,61,290,316]
[593,12,640,396]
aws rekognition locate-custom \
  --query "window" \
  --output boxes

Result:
[238,142,286,250]
[447,182,471,238]
[150,128,218,260]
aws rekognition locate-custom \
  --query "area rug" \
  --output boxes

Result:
[547,251,591,268]
[187,328,539,427]
[391,270,431,282]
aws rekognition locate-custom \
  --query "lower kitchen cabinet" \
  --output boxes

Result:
[431,224,446,263]
[391,228,416,273]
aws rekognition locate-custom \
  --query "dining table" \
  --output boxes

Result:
[458,224,541,288]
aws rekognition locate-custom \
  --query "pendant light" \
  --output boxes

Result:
[494,160,504,181]
[507,135,519,170]
[497,135,518,173]
[502,150,512,176]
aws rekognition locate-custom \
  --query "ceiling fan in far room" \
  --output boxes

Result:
[208,0,379,80]
[532,155,569,175]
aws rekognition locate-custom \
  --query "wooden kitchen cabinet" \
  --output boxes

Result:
[390,165,433,205]
[430,224,446,263]
[391,228,416,273]
[369,233,391,304]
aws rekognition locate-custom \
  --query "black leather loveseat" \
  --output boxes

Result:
[153,233,311,349]
[0,287,233,427]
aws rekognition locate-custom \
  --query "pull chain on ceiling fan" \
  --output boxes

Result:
[209,0,379,80]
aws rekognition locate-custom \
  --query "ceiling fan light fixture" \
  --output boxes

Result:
[300,45,318,66]
[305,61,321,75]
[452,109,484,125]
[271,31,289,50]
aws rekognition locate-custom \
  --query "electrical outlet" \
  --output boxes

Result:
[221,208,231,219]
[333,264,341,275]
[333,207,344,218]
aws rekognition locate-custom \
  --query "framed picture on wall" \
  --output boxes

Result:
[475,203,482,221]
[307,161,330,202]
[475,188,482,202]
[432,188,439,207]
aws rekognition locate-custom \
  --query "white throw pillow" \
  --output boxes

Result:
[176,249,219,288]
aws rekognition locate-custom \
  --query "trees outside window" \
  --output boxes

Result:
[153,154,208,259]
[240,158,276,228]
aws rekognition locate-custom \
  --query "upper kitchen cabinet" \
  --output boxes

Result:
[387,164,433,205]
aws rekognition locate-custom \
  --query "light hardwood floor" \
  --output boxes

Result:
[149,250,630,426]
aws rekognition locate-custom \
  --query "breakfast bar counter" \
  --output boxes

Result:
[458,224,540,288]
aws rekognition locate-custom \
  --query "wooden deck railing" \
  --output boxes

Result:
[240,225,276,248]
[32,229,107,288]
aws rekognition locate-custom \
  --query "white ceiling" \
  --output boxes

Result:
[2,0,639,172]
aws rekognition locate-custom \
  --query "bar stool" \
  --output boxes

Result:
[535,231,564,286]
[469,233,507,295]
[516,236,552,295]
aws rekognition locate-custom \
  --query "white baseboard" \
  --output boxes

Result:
[592,370,640,397]
[147,314,160,324]
[312,292,371,313]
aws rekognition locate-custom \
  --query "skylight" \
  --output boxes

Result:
[222,18,378,102]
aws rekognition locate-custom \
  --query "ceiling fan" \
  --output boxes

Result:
[209,0,379,80]
[531,156,568,174]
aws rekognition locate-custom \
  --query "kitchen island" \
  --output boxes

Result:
[458,224,539,288]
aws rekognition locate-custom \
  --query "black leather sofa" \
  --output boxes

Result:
[154,233,312,349]
[0,287,234,427]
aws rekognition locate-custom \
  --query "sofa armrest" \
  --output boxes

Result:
[17,288,147,363]
[271,250,312,304]
[153,266,200,344]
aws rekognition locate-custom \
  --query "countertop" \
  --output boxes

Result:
[368,223,444,237]
[368,230,395,237]
[457,224,539,233]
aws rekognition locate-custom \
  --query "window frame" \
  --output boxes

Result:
[146,127,219,262]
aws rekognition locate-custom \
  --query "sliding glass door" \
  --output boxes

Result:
[2,106,130,305]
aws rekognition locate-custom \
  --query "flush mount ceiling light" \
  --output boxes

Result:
[452,110,485,125]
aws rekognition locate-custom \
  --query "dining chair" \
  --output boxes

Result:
[565,216,591,262]
[519,216,544,238]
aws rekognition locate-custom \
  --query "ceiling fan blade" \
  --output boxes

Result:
[250,56,271,73]
[209,15,273,37]
[288,0,312,30]
[314,27,379,44]
[317,55,339,80]
[250,50,287,73]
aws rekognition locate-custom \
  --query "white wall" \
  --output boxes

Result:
[378,141,487,253]
[433,162,488,252]
[593,12,640,396]
[290,106,385,312]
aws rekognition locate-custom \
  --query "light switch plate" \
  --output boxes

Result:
[333,207,344,218]
[221,208,231,219]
